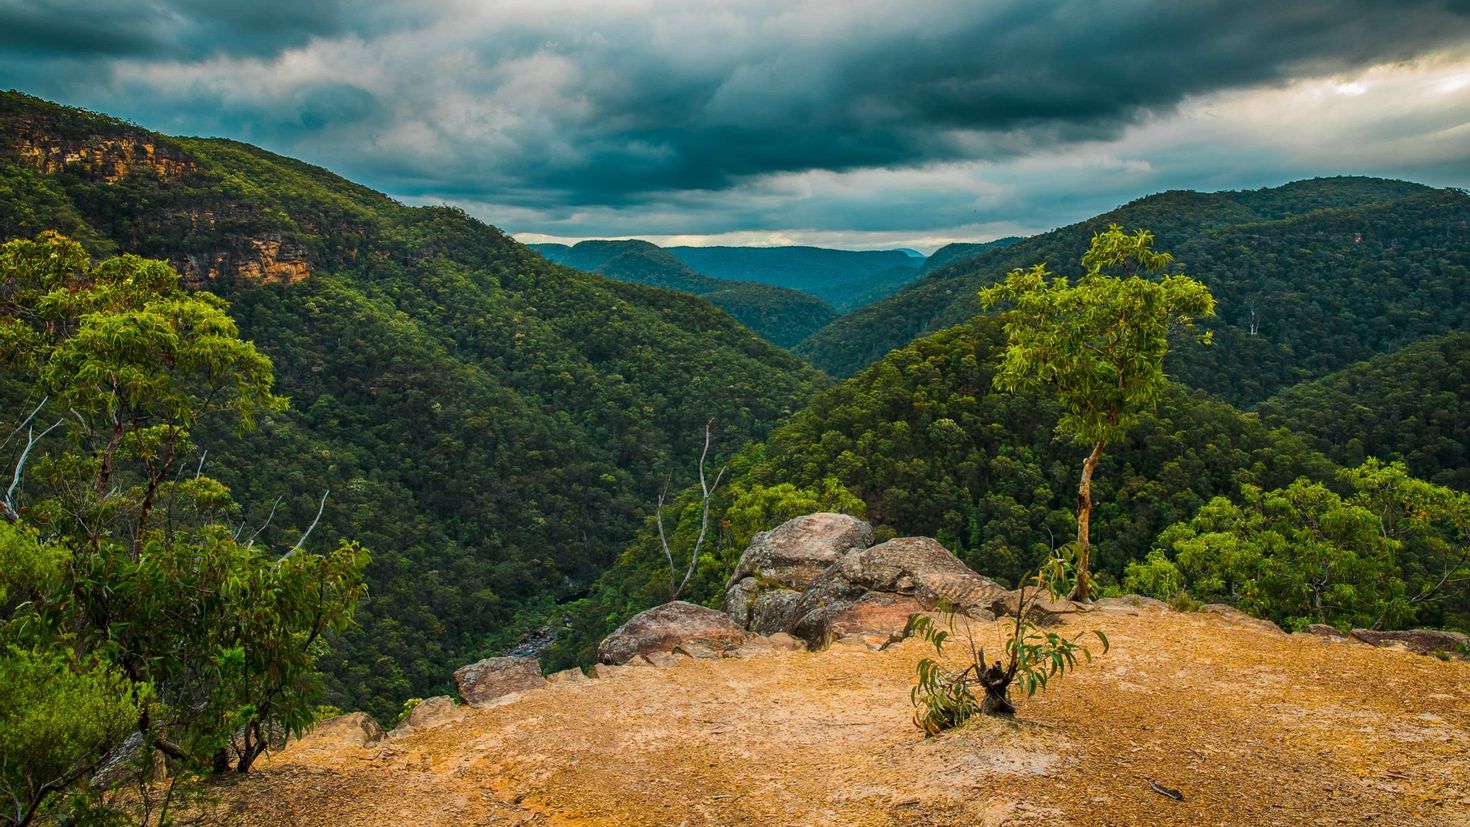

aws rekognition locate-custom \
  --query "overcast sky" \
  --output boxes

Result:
[5,0,1470,252]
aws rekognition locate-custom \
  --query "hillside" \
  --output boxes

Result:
[0,91,826,719]
[921,236,1023,273]
[221,603,1470,826]
[548,316,1336,667]
[666,245,924,312]
[1257,332,1470,492]
[796,178,1470,407]
[533,240,838,348]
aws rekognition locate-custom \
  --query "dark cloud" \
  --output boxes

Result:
[0,0,404,60]
[3,0,1469,244]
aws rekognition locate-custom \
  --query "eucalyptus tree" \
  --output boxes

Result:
[0,233,367,824]
[980,225,1215,601]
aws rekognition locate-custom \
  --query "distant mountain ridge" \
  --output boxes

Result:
[796,177,1470,406]
[921,237,1023,273]
[531,240,837,348]
[664,245,924,312]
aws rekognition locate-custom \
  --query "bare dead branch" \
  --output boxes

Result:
[280,490,329,560]
[240,496,284,549]
[2,417,62,523]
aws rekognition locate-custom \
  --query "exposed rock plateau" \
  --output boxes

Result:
[220,596,1470,826]
[216,518,1469,825]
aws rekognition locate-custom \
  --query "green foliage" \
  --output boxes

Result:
[980,225,1216,448]
[977,225,1213,599]
[0,91,825,719]
[1156,460,1469,631]
[1121,550,1186,602]
[907,575,1108,735]
[1161,481,1404,630]
[1258,332,1470,492]
[0,647,140,826]
[0,233,369,820]
[907,623,982,734]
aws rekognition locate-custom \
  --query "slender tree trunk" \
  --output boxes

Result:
[978,661,1015,716]
[1069,442,1105,602]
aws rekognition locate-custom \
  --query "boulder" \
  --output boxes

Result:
[1095,594,1169,613]
[990,589,1093,625]
[546,667,590,684]
[788,537,1007,648]
[1306,624,1347,639]
[597,601,747,665]
[391,696,464,735]
[453,656,548,705]
[641,650,686,668]
[1350,628,1469,658]
[305,712,385,746]
[1199,604,1284,635]
[724,513,873,633]
[791,590,925,649]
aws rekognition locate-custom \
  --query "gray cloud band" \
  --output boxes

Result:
[3,0,1469,242]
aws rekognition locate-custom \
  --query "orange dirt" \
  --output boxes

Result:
[211,603,1470,826]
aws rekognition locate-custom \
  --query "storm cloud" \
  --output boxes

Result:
[5,0,1470,248]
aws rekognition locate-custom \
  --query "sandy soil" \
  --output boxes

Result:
[209,602,1470,826]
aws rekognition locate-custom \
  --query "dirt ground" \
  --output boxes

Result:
[209,602,1470,826]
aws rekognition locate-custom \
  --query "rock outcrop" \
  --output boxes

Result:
[787,536,1009,648]
[1351,628,1469,658]
[723,513,873,634]
[282,712,387,758]
[393,696,466,734]
[178,231,313,286]
[597,601,747,665]
[1199,603,1284,635]
[1306,623,1347,639]
[12,124,194,182]
[453,657,548,705]
[989,588,1094,625]
[712,515,1012,650]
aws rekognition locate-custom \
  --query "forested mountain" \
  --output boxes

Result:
[532,239,837,347]
[665,245,924,312]
[1257,332,1470,492]
[920,237,1022,273]
[797,178,1470,407]
[0,91,825,718]
[548,316,1338,666]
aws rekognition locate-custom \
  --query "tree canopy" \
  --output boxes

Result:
[979,225,1215,599]
[0,233,368,824]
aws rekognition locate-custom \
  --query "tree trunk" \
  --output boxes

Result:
[1069,442,1105,602]
[978,661,1015,716]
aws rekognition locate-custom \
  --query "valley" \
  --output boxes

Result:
[3,44,1469,824]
